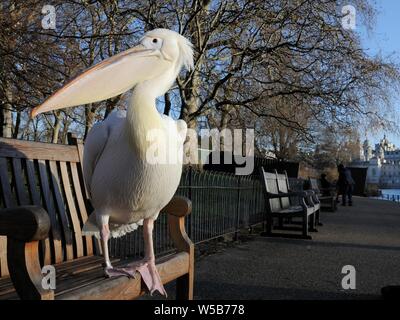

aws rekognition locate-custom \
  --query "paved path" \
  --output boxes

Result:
[157,197,400,300]
[193,197,400,299]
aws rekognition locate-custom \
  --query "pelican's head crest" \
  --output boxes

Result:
[143,28,194,72]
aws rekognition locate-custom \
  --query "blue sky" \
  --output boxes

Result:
[358,0,400,146]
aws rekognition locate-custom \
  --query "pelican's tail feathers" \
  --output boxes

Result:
[109,220,144,238]
[81,213,144,239]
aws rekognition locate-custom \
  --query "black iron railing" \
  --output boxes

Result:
[110,168,265,258]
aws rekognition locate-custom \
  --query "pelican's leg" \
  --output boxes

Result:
[99,216,132,278]
[124,218,167,296]
[141,217,167,296]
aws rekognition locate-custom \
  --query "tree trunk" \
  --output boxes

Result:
[84,104,96,140]
[51,112,62,144]
[1,84,13,138]
[104,97,121,119]
[61,118,70,144]
[219,107,230,149]
[20,119,32,140]
[181,69,201,129]
[12,111,21,138]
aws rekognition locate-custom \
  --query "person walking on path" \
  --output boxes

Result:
[337,164,355,206]
[344,167,355,206]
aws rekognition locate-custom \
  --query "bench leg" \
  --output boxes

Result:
[316,210,323,226]
[176,271,193,300]
[278,217,284,228]
[309,213,318,232]
[302,214,312,239]
[261,215,273,236]
[266,215,273,235]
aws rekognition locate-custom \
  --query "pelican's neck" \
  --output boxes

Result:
[125,83,163,159]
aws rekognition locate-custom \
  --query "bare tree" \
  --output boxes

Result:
[0,0,398,160]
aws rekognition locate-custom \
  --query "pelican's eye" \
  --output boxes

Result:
[142,36,162,49]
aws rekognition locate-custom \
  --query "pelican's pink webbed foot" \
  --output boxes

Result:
[123,260,167,296]
[137,262,167,296]
[114,259,148,278]
[104,266,135,278]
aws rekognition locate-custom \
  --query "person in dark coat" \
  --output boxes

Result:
[344,167,355,206]
[337,164,346,201]
[337,164,355,206]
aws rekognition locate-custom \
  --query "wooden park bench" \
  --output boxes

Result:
[309,178,337,213]
[277,171,321,229]
[259,168,319,239]
[0,135,194,300]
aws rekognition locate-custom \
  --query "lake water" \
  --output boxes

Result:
[380,189,400,196]
[379,189,400,202]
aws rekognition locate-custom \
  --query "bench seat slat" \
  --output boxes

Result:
[55,255,102,273]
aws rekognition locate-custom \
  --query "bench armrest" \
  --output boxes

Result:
[161,196,193,253]
[267,191,307,199]
[0,206,53,300]
[301,189,320,205]
[161,196,192,217]
[161,196,194,300]
[0,206,50,241]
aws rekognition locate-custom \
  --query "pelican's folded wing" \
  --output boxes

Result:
[83,122,109,198]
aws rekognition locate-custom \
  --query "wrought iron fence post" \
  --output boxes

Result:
[234,176,241,241]
[188,166,193,238]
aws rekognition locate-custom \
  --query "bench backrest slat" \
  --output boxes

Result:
[38,159,64,264]
[11,158,30,205]
[0,158,16,208]
[260,167,281,212]
[70,162,94,255]
[59,162,84,258]
[49,160,74,261]
[0,158,13,276]
[26,159,42,206]
[0,139,80,162]
[309,178,320,193]
[0,137,94,278]
[276,172,291,209]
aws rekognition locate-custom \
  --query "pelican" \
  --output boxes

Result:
[31,29,194,296]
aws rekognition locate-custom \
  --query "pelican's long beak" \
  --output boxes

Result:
[31,44,170,118]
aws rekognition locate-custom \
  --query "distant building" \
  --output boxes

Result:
[352,135,400,188]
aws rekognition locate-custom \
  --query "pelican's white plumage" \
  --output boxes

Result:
[31,29,193,295]
[81,108,187,238]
